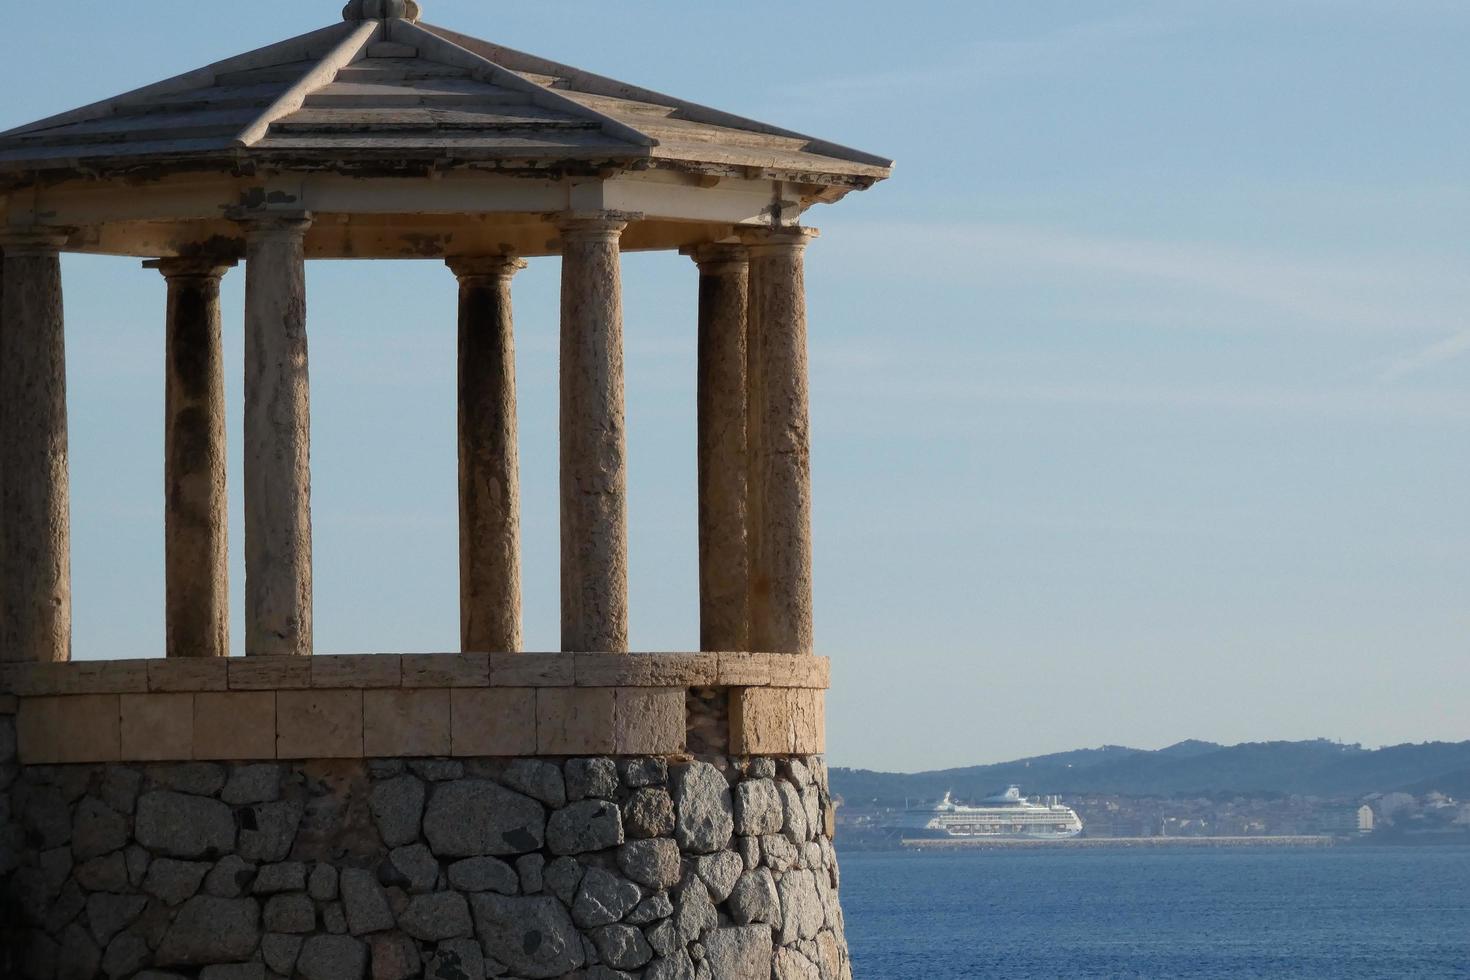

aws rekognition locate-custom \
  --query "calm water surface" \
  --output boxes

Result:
[840,846,1470,978]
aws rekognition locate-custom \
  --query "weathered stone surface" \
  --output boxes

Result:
[86,892,148,944]
[646,919,678,958]
[297,934,368,980]
[309,862,339,901]
[646,950,699,980]
[101,930,151,979]
[761,835,796,872]
[399,891,473,941]
[264,893,316,933]
[623,788,676,840]
[617,838,682,890]
[672,763,733,854]
[205,855,257,898]
[409,757,463,779]
[773,947,821,980]
[672,876,717,945]
[703,925,773,980]
[23,786,72,850]
[548,799,624,855]
[369,931,419,980]
[565,758,620,801]
[592,923,654,970]
[425,937,483,980]
[221,764,283,806]
[620,758,668,789]
[695,851,743,903]
[732,780,783,837]
[370,775,425,848]
[75,851,129,892]
[501,759,567,807]
[253,860,307,894]
[261,933,303,975]
[73,797,130,860]
[155,896,261,966]
[323,903,348,934]
[727,869,779,926]
[136,791,235,859]
[625,891,674,926]
[199,965,266,980]
[423,780,545,856]
[341,868,396,936]
[572,866,642,929]
[237,799,304,862]
[126,844,152,887]
[144,858,212,905]
[777,870,823,945]
[777,782,809,844]
[517,852,546,893]
[545,855,585,906]
[99,767,143,814]
[470,893,586,979]
[57,922,102,980]
[447,855,519,894]
[384,843,438,894]
[148,763,226,797]
[737,835,759,871]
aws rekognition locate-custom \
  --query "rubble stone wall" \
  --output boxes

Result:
[0,741,851,980]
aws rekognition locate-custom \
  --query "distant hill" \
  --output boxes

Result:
[832,739,1470,804]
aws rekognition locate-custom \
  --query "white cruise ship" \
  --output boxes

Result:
[900,786,1084,839]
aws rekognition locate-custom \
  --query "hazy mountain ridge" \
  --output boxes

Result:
[832,739,1470,803]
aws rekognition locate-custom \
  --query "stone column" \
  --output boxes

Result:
[558,213,633,653]
[688,244,751,652]
[744,228,818,655]
[448,254,526,654]
[241,214,314,657]
[0,231,72,663]
[148,257,235,659]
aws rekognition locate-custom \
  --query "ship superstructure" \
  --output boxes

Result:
[901,786,1084,839]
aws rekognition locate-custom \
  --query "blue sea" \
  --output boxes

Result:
[840,846,1470,978]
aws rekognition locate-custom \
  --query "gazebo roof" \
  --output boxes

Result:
[0,6,892,187]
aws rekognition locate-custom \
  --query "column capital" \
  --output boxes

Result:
[739,226,820,254]
[144,256,239,281]
[555,211,641,244]
[230,210,314,241]
[681,242,750,270]
[0,227,75,256]
[447,253,527,283]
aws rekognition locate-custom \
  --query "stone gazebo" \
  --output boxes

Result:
[0,3,891,977]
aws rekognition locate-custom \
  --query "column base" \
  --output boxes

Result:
[0,747,853,980]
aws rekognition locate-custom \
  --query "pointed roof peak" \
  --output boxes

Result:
[343,0,421,22]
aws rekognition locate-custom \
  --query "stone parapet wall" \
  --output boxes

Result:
[0,655,828,766]
[0,742,851,979]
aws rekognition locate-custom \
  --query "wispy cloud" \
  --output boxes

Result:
[820,220,1470,336]
[1377,329,1470,384]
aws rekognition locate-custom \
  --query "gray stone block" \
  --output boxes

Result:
[672,764,733,854]
[694,850,743,903]
[572,867,642,928]
[727,869,779,927]
[703,925,773,980]
[501,759,567,808]
[565,758,619,801]
[370,775,425,849]
[470,893,586,979]
[297,934,368,980]
[340,868,395,936]
[222,765,283,806]
[617,839,682,890]
[143,858,212,906]
[623,788,676,840]
[446,854,519,895]
[732,780,783,837]
[236,799,304,863]
[263,893,316,934]
[155,896,261,967]
[252,861,307,895]
[137,791,235,859]
[547,800,624,855]
[423,780,545,857]
[399,891,473,941]
[72,797,130,860]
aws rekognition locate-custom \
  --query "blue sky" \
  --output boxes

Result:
[5,1,1468,771]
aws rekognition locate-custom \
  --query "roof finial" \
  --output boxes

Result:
[343,0,421,21]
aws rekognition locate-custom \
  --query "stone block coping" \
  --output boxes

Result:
[0,652,828,765]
